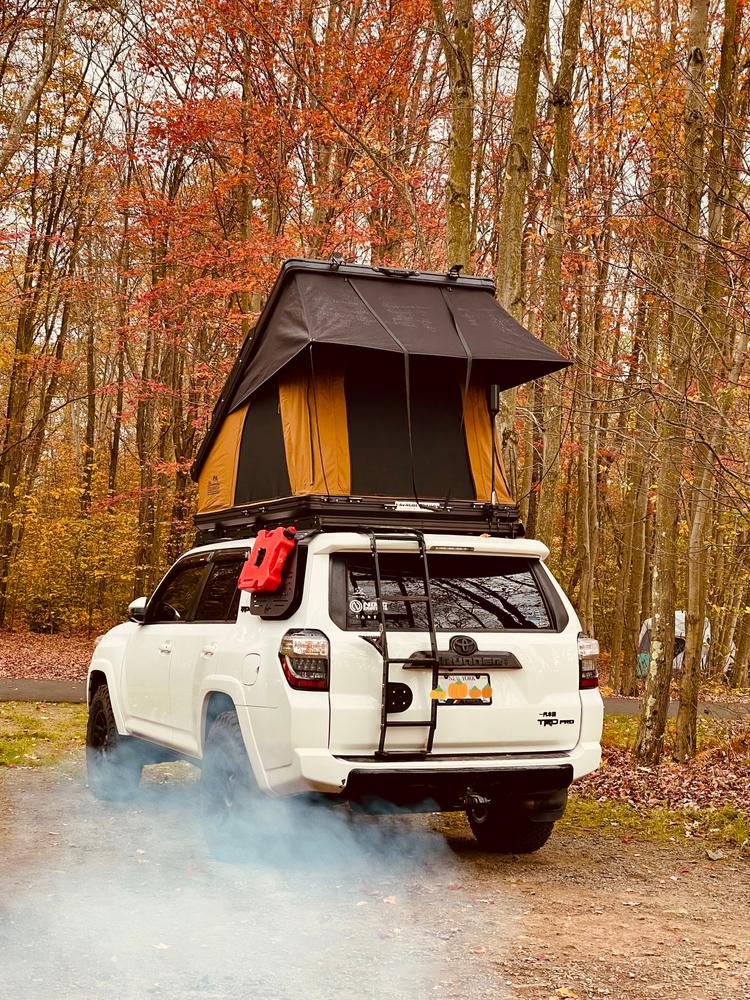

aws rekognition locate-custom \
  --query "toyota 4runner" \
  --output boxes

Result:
[86,529,603,854]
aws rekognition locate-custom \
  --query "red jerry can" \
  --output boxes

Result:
[238,527,297,593]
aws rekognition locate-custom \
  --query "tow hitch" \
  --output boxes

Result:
[464,789,491,821]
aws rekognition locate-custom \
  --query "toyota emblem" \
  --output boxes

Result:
[450,635,477,657]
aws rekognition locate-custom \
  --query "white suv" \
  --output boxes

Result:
[86,529,603,854]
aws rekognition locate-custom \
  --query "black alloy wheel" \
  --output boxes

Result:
[200,710,261,859]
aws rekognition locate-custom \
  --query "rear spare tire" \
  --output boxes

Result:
[200,710,260,859]
[467,799,555,854]
[86,685,143,800]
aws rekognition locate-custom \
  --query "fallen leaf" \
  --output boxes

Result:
[712,961,730,970]
[556,990,579,999]
[706,849,726,861]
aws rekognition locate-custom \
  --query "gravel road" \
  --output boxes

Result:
[1,764,748,1000]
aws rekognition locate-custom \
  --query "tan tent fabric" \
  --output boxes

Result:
[279,369,350,495]
[196,404,249,513]
[462,382,512,503]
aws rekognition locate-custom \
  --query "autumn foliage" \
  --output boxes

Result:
[0,1,749,730]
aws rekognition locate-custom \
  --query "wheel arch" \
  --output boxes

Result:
[199,687,271,793]
[88,669,107,700]
[202,691,236,747]
[87,662,128,734]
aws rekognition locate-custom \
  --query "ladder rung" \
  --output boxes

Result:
[385,656,439,665]
[371,535,423,542]
[377,595,429,603]
[383,719,434,728]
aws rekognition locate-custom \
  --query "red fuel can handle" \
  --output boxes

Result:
[238,527,297,593]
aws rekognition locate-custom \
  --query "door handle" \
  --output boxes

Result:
[159,642,172,655]
[201,644,216,658]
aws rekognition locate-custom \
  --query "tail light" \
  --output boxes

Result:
[578,634,599,689]
[279,629,329,690]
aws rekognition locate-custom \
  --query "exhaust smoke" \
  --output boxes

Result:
[0,764,517,999]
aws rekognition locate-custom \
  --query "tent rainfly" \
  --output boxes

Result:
[191,259,571,536]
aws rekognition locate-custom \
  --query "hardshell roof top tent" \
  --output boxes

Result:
[191,258,571,539]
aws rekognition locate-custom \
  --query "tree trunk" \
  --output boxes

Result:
[81,317,96,511]
[676,0,739,758]
[494,0,550,483]
[536,0,584,546]
[730,593,750,688]
[431,0,474,271]
[0,0,69,176]
[634,0,709,766]
[622,467,649,697]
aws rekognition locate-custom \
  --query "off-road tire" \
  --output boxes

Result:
[467,801,555,854]
[200,710,260,859]
[86,685,143,800]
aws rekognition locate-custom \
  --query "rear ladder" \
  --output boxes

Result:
[365,528,440,758]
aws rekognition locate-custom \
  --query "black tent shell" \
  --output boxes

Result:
[192,258,571,480]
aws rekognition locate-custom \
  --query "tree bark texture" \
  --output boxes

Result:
[634,0,710,766]
[432,0,475,271]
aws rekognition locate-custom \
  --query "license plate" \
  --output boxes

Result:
[431,673,492,705]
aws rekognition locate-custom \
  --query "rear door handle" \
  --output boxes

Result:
[201,644,216,658]
[159,642,172,655]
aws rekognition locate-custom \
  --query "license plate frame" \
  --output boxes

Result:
[431,673,492,706]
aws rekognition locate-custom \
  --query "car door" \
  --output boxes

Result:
[168,551,246,755]
[121,556,209,745]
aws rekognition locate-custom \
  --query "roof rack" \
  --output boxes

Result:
[193,495,523,545]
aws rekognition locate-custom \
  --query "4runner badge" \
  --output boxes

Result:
[537,710,575,727]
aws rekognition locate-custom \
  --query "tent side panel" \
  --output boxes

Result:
[235,382,292,504]
[462,383,513,503]
[196,404,249,514]
[314,369,351,495]
[278,368,351,495]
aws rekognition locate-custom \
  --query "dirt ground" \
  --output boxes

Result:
[1,761,747,1000]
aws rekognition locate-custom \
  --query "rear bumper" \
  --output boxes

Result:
[286,740,601,801]
[343,763,573,814]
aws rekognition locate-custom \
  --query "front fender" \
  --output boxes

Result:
[86,622,135,735]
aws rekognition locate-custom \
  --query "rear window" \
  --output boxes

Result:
[330,553,555,631]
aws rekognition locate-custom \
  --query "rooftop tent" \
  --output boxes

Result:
[192,259,571,535]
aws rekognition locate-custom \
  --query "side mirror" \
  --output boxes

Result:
[128,596,148,624]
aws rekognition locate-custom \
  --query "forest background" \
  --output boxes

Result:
[1,0,748,764]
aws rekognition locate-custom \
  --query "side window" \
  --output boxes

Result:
[193,557,245,623]
[149,562,207,624]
